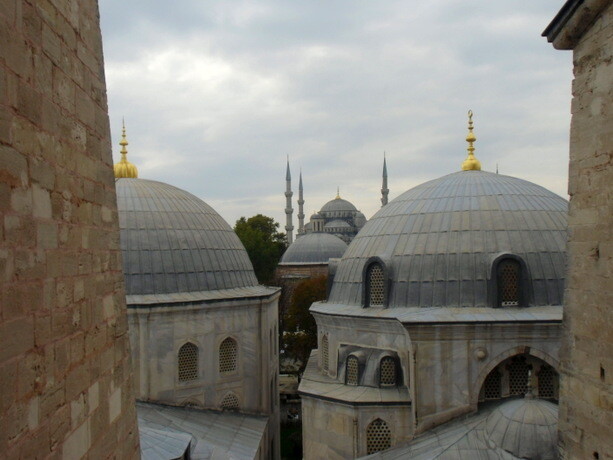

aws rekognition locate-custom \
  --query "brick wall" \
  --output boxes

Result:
[558,2,613,459]
[0,0,139,458]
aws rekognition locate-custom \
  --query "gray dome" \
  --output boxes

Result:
[324,219,352,229]
[485,398,558,460]
[280,233,348,264]
[116,178,258,296]
[329,170,567,307]
[320,197,357,213]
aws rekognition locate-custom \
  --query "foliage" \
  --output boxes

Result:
[283,276,327,370]
[234,214,287,284]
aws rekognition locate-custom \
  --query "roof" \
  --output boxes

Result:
[137,402,269,460]
[361,398,558,459]
[542,0,610,49]
[116,178,259,297]
[280,232,347,265]
[321,197,358,213]
[324,219,352,229]
[328,171,568,308]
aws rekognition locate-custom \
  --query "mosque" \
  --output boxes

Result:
[113,124,281,459]
[299,112,566,459]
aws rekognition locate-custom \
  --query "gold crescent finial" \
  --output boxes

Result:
[336,186,341,199]
[114,119,138,178]
[461,109,481,171]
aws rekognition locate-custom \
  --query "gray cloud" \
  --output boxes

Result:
[100,0,571,228]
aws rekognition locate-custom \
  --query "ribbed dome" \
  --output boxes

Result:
[116,178,258,296]
[485,398,558,460]
[329,170,568,307]
[320,197,357,213]
[280,233,347,264]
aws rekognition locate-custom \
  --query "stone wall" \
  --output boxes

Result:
[0,0,139,457]
[551,1,613,458]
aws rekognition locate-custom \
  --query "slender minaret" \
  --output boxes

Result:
[297,169,305,235]
[285,158,294,244]
[381,153,389,207]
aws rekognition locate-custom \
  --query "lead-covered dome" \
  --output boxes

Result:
[320,197,358,213]
[116,178,258,296]
[329,170,567,308]
[280,233,347,265]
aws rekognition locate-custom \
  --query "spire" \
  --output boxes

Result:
[461,110,481,171]
[284,158,294,244]
[381,152,389,207]
[336,186,340,199]
[113,119,138,178]
[297,169,305,235]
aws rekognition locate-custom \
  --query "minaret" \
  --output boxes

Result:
[381,153,389,207]
[297,169,305,235]
[285,158,294,244]
[113,119,138,178]
[461,110,481,171]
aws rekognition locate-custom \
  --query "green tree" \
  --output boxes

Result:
[234,214,287,284]
[283,275,327,370]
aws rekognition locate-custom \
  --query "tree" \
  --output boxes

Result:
[283,275,327,370]
[234,214,287,285]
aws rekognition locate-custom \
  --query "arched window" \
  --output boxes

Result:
[379,357,397,386]
[220,392,239,410]
[346,355,359,385]
[366,263,385,306]
[321,334,329,373]
[508,356,530,395]
[483,368,502,399]
[178,342,199,382]
[538,364,557,399]
[366,418,391,455]
[497,258,521,306]
[219,337,237,374]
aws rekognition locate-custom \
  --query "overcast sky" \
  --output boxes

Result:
[99,1,572,230]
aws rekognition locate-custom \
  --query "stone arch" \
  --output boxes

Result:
[470,345,559,407]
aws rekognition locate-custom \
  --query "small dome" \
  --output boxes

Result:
[320,197,357,213]
[280,233,347,264]
[329,170,567,307]
[116,178,258,296]
[485,398,558,460]
[324,219,352,229]
[311,212,323,220]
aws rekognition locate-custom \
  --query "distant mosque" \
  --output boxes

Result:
[283,157,389,245]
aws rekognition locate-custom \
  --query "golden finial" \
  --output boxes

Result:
[335,186,341,199]
[114,119,138,178]
[461,110,481,171]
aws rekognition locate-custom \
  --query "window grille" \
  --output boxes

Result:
[178,342,199,382]
[366,418,391,455]
[498,259,520,306]
[322,335,329,372]
[346,356,359,385]
[538,365,557,399]
[380,357,397,386]
[508,356,530,395]
[220,392,239,410]
[367,264,385,306]
[483,368,502,399]
[219,337,237,374]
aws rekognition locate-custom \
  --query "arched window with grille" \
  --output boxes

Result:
[220,392,239,410]
[219,337,238,374]
[482,368,502,399]
[178,342,199,382]
[538,364,558,399]
[321,334,329,373]
[346,355,359,385]
[366,418,391,455]
[497,258,521,306]
[379,357,397,386]
[366,262,385,307]
[508,356,530,395]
